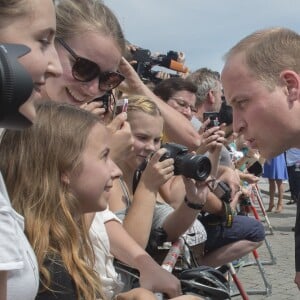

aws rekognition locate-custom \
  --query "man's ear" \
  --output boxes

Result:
[207,89,215,104]
[280,70,300,102]
[61,173,70,185]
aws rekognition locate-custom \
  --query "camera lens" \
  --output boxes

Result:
[0,44,33,129]
[175,153,211,181]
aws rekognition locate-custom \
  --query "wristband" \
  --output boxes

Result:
[184,196,205,210]
[223,202,234,227]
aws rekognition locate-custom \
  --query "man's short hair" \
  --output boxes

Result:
[223,27,300,90]
[187,68,221,106]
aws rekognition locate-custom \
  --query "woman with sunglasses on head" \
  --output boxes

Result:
[0,1,62,300]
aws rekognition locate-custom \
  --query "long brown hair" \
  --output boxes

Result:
[0,101,105,299]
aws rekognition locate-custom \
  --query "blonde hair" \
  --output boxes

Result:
[55,0,125,54]
[0,102,104,300]
[126,95,162,120]
[0,0,30,28]
[224,27,300,90]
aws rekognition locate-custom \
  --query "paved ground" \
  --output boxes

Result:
[231,178,299,300]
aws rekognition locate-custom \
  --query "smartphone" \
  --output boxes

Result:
[91,93,110,113]
[203,112,220,130]
[113,98,128,118]
[247,161,263,177]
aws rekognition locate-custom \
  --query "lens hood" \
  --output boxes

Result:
[0,43,33,129]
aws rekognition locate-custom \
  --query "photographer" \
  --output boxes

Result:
[0,1,62,299]
[187,68,233,168]
[153,76,226,177]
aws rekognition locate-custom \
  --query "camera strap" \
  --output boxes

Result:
[203,177,234,227]
[132,158,148,194]
[223,202,234,228]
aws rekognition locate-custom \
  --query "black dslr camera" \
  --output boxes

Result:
[213,181,232,203]
[160,143,211,181]
[131,48,186,84]
[0,43,33,129]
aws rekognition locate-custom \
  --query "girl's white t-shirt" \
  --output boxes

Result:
[0,173,39,300]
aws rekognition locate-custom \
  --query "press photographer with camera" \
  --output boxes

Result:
[0,1,62,299]
[153,76,226,177]
[186,68,233,167]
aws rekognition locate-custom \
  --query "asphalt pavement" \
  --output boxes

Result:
[231,178,299,300]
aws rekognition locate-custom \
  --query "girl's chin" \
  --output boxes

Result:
[18,101,36,123]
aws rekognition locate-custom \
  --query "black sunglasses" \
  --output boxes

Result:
[56,38,125,91]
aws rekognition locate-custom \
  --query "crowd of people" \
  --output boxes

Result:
[0,0,300,300]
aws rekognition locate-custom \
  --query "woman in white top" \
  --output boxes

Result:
[0,1,62,299]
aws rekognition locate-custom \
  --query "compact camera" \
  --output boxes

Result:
[0,43,33,129]
[160,143,211,181]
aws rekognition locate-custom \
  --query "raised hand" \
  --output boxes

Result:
[106,112,134,164]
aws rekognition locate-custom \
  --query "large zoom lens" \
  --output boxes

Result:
[160,143,211,181]
[174,153,211,181]
[0,43,33,129]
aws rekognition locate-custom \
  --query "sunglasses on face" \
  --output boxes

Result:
[56,38,125,91]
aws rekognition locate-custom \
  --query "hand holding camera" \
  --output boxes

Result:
[106,112,134,164]
[140,148,175,192]
[81,100,107,119]
[197,120,225,155]
[117,57,146,96]
[133,143,212,195]
[203,112,220,130]
[160,143,211,181]
[183,177,209,210]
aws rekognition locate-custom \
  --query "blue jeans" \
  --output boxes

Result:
[201,215,265,253]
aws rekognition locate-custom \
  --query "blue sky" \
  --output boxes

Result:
[105,0,299,74]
